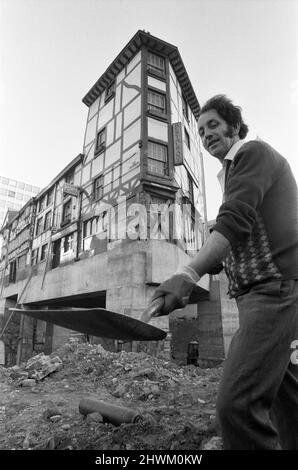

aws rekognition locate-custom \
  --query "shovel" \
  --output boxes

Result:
[11,297,166,342]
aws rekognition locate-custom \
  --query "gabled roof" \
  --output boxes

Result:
[1,209,19,231]
[35,153,84,201]
[82,30,200,119]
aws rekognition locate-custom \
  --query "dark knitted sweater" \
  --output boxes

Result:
[212,140,298,298]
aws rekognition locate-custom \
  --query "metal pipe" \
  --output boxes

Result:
[79,397,142,426]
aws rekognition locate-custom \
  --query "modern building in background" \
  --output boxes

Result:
[0,175,40,227]
[0,31,238,367]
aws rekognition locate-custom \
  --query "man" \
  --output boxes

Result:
[146,95,298,449]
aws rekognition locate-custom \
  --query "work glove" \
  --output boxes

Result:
[148,265,200,317]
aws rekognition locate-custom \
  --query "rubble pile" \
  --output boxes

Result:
[7,352,63,386]
[0,339,224,450]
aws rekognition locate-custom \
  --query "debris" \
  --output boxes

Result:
[0,339,223,450]
[49,415,62,422]
[86,412,104,424]
[24,353,63,381]
[61,424,71,431]
[21,379,36,387]
[22,431,31,449]
[43,404,62,420]
[201,436,223,450]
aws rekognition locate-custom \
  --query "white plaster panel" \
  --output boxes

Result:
[123,119,141,150]
[184,146,201,184]
[121,169,139,185]
[104,169,112,185]
[184,116,190,134]
[169,63,176,84]
[170,100,179,125]
[148,117,168,142]
[84,114,97,146]
[170,75,178,112]
[91,154,104,177]
[84,236,92,251]
[98,93,104,110]
[126,51,141,75]
[112,164,120,188]
[114,84,121,115]
[97,98,114,130]
[180,166,189,192]
[148,76,167,92]
[193,184,201,208]
[125,63,141,87]
[177,81,182,100]
[122,146,140,183]
[122,85,139,108]
[82,163,91,185]
[106,119,115,147]
[123,95,141,129]
[184,146,195,175]
[32,239,39,250]
[105,140,121,168]
[84,142,95,163]
[174,166,183,187]
[55,185,63,205]
[88,97,100,121]
[177,92,182,119]
[192,148,201,181]
[104,183,112,195]
[74,170,81,186]
[116,68,125,85]
[115,112,123,140]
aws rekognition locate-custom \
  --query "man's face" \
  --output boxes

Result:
[198,109,239,161]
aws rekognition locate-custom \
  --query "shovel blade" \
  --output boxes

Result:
[11,307,167,341]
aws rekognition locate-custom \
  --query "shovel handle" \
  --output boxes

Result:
[140,297,164,323]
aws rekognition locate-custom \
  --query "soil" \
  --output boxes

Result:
[0,340,223,450]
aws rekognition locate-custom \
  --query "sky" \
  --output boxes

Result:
[0,0,297,220]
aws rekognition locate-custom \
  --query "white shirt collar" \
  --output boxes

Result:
[223,139,247,162]
[217,139,248,193]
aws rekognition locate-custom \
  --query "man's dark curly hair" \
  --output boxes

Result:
[199,95,249,139]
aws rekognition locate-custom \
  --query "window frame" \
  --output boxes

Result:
[31,248,39,266]
[9,260,16,283]
[187,172,194,204]
[38,196,46,213]
[61,199,72,226]
[35,216,43,236]
[95,127,106,156]
[93,175,104,201]
[147,88,167,117]
[147,51,166,79]
[44,210,52,231]
[63,234,73,253]
[184,127,190,149]
[147,140,169,177]
[105,81,116,103]
[47,188,54,206]
[182,94,189,121]
[65,170,74,186]
[40,243,48,261]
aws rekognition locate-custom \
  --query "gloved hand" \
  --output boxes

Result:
[149,265,200,316]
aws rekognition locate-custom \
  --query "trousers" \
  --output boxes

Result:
[216,279,298,449]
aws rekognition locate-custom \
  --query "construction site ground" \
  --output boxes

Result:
[0,339,223,451]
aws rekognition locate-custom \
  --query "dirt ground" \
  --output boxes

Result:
[0,340,223,450]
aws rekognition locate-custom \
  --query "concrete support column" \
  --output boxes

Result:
[106,242,169,356]
[0,297,20,366]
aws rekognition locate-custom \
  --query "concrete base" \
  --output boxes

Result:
[0,240,211,364]
[170,273,239,366]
